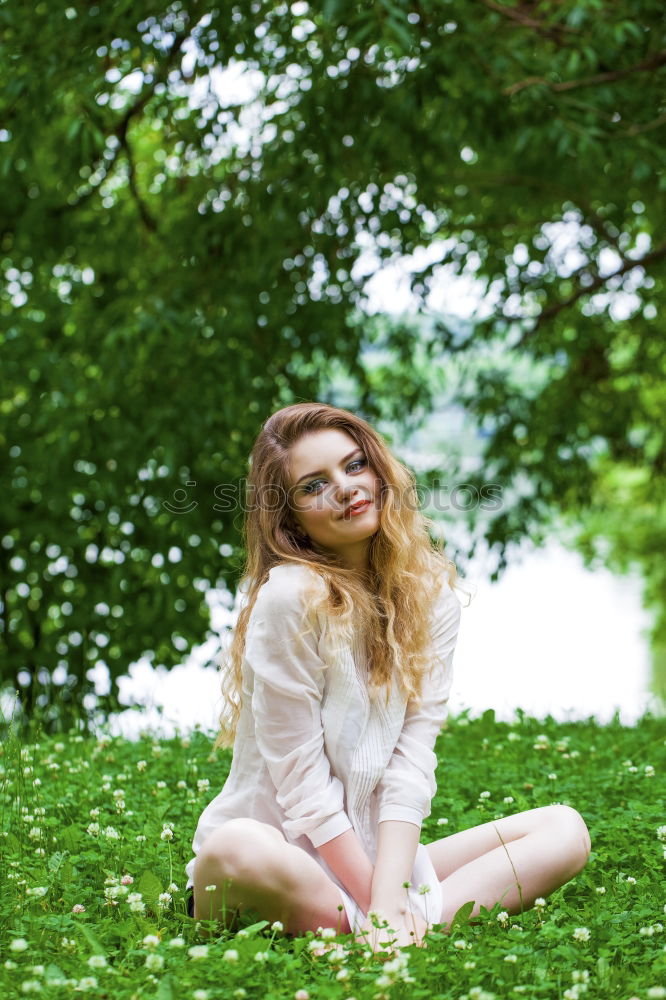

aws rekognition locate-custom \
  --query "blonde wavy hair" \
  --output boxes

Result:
[212,401,457,750]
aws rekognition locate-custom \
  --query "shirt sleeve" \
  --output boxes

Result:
[245,566,353,849]
[375,577,462,827]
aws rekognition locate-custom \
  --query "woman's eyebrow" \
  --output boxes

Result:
[296,448,363,486]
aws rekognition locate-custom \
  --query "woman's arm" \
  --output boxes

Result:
[370,819,421,910]
[246,566,373,904]
[371,580,462,904]
[316,827,375,915]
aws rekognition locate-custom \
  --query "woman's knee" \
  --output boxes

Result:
[549,805,592,871]
[197,819,289,887]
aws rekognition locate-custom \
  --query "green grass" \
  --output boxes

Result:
[1,708,664,1000]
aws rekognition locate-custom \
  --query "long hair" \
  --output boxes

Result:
[212,401,457,750]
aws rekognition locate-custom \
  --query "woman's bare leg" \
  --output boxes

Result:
[192,818,352,937]
[424,805,591,926]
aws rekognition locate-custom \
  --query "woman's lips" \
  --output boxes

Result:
[344,499,372,518]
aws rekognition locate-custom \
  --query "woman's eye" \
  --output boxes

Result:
[302,457,367,494]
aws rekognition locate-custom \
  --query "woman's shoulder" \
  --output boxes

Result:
[432,567,470,614]
[255,561,327,616]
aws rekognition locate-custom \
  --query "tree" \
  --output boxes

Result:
[1,0,664,728]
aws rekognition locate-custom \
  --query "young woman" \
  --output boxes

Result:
[184,402,591,952]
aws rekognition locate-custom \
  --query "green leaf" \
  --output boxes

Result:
[138,870,164,912]
[75,921,105,955]
[449,900,475,929]
[155,977,174,1000]
[61,826,84,852]
[237,919,270,936]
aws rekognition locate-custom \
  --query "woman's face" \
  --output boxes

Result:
[287,428,383,570]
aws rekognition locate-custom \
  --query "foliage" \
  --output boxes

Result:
[1,0,664,725]
[1,710,665,998]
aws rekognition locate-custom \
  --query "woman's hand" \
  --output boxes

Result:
[355,904,430,954]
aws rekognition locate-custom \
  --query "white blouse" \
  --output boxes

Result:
[185,561,463,934]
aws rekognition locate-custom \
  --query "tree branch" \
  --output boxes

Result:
[517,239,666,344]
[478,0,578,42]
[120,133,158,233]
[66,29,191,211]
[504,49,666,95]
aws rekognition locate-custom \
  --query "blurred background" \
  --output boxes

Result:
[1,0,664,739]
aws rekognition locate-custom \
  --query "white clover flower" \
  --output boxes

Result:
[168,937,185,948]
[28,827,41,839]
[335,968,349,981]
[188,945,209,960]
[504,953,518,962]
[640,926,655,936]
[503,796,514,804]
[534,898,546,908]
[453,939,467,949]
[320,927,337,939]
[645,765,655,777]
[548,773,558,780]
[294,991,310,1000]
[26,887,48,898]
[160,827,174,841]
[573,927,590,942]
[223,949,239,963]
[143,935,160,950]
[463,960,476,969]
[647,989,666,1000]
[595,886,606,894]
[76,977,98,991]
[657,826,666,843]
[167,882,179,893]
[11,939,29,953]
[136,760,147,771]
[86,955,107,969]
[193,992,209,1000]
[479,790,491,799]
[254,951,268,963]
[437,817,449,825]
[626,876,637,885]
[271,920,284,932]
[135,834,146,842]
[496,910,509,926]
[572,970,589,983]
[145,954,164,971]
[20,980,42,993]
[127,892,143,904]
[103,826,120,840]
[30,966,45,977]
[158,892,172,907]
